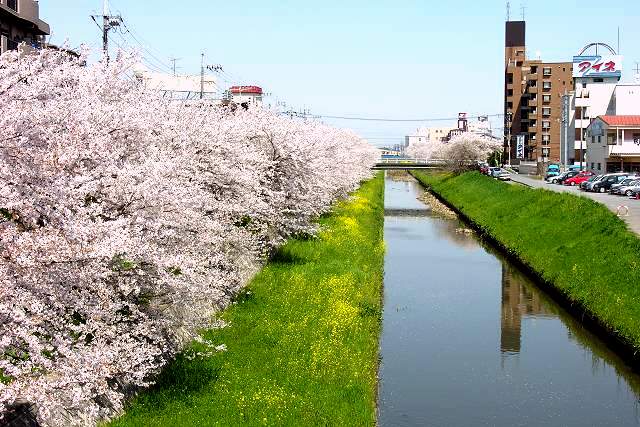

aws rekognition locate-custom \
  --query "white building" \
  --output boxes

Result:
[134,68,218,100]
[571,45,622,165]
[404,126,452,147]
[612,84,640,115]
[229,86,264,107]
[586,116,640,174]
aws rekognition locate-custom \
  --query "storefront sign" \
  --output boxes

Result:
[573,55,622,78]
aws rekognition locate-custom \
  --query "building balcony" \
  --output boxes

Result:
[575,97,589,108]
[0,1,50,35]
[575,119,591,129]
[528,126,538,133]
[528,113,538,120]
[527,86,538,94]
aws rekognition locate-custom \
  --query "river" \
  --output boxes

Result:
[378,172,640,426]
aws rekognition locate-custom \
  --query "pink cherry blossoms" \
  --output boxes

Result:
[407,132,503,171]
[0,47,377,426]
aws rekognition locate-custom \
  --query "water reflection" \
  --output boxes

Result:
[500,263,554,354]
[379,172,640,426]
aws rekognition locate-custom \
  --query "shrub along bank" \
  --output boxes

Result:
[411,171,640,353]
[111,173,385,426]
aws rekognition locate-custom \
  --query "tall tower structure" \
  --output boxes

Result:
[504,20,573,169]
[504,21,526,163]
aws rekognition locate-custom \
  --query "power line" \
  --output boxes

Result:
[119,22,173,72]
[290,113,504,122]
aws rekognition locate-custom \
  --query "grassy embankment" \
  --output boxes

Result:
[111,173,385,426]
[411,171,640,351]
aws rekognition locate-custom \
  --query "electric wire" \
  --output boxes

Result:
[305,113,505,122]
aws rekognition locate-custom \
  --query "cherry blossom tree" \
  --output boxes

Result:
[407,133,502,172]
[0,47,377,426]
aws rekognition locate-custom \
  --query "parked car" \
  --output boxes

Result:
[564,171,595,186]
[581,174,604,191]
[547,171,569,184]
[496,170,511,181]
[489,167,502,177]
[610,177,640,195]
[477,161,489,174]
[614,180,640,196]
[545,164,561,179]
[591,173,630,193]
[555,170,581,185]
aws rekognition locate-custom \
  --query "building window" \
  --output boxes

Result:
[591,162,595,170]
[598,163,601,170]
[598,136,602,144]
[506,101,513,109]
[507,73,513,84]
[531,66,538,74]
[542,148,550,157]
[542,121,551,129]
[7,0,18,11]
[543,81,552,90]
[542,107,551,116]
[543,67,552,76]
[543,95,551,103]
[507,89,513,96]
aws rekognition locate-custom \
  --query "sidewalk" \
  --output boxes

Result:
[510,174,640,235]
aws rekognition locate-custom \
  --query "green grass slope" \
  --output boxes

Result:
[111,173,385,426]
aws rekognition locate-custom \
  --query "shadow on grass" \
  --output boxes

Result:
[144,355,222,403]
[269,245,307,265]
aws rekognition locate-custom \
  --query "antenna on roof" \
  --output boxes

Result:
[617,27,620,55]
[506,1,511,21]
[521,1,526,20]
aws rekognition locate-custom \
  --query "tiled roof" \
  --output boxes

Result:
[599,116,640,126]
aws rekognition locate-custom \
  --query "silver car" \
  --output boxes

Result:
[611,178,640,195]
[583,175,605,191]
[616,181,640,197]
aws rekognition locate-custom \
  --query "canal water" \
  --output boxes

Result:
[378,172,640,426]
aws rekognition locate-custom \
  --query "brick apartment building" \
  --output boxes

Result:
[504,21,573,166]
[0,0,49,54]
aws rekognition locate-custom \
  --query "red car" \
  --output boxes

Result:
[564,171,595,186]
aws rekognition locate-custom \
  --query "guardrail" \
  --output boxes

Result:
[376,158,448,165]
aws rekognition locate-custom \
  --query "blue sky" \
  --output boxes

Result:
[41,1,639,146]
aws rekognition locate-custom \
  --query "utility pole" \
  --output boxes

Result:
[199,54,223,100]
[561,91,571,170]
[92,0,122,63]
[200,53,205,99]
[169,57,181,76]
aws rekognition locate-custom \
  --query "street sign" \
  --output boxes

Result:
[516,134,525,159]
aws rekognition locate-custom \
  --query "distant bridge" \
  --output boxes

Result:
[372,158,449,170]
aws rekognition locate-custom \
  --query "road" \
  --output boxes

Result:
[510,174,640,235]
